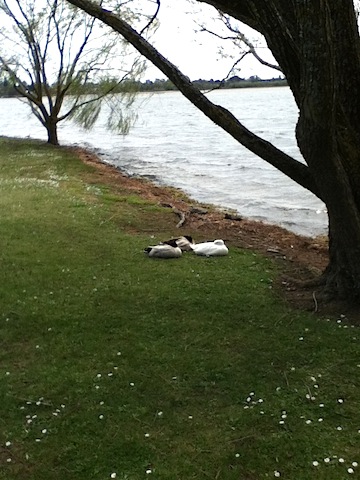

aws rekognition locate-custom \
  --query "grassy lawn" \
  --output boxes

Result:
[0,137,359,480]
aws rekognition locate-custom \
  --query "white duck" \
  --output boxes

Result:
[190,239,228,257]
[162,235,194,251]
[144,239,182,258]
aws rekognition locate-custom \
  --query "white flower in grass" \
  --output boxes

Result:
[42,429,47,434]
[5,441,11,447]
[157,411,163,417]
[337,426,343,431]
[144,433,150,438]
[235,453,240,458]
[274,471,281,477]
[348,468,354,474]
[129,382,135,387]
[99,415,104,420]
[6,458,12,463]
[319,403,325,407]
[312,461,319,466]
[352,462,358,467]
[305,419,312,424]
[338,398,344,404]
[146,469,152,474]
[110,473,117,479]
[339,458,345,463]
[324,458,330,463]
[318,418,323,422]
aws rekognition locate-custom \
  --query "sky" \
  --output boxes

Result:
[144,0,280,81]
[0,0,280,84]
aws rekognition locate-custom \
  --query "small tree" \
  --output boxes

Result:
[0,0,146,145]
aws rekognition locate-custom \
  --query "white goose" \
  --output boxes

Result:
[144,239,182,258]
[190,239,228,257]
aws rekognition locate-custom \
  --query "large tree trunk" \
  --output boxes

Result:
[67,0,360,302]
[200,1,360,300]
[293,1,360,300]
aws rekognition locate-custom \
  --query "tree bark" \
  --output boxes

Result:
[66,0,360,301]
[45,119,59,146]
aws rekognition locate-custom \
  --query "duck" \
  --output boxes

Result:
[144,239,182,258]
[190,239,228,256]
[162,235,194,251]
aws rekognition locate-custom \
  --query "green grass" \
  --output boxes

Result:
[0,137,359,479]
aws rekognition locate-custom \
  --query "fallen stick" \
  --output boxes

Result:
[172,207,186,227]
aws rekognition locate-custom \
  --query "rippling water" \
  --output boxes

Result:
[0,87,327,237]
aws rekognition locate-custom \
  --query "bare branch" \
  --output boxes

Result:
[139,0,160,35]
[200,11,282,73]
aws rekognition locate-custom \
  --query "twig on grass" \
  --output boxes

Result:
[312,291,318,312]
[172,206,186,227]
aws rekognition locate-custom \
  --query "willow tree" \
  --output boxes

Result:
[67,0,360,303]
[0,0,146,145]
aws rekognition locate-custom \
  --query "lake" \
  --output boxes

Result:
[0,87,327,237]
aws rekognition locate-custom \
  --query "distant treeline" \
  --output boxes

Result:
[136,76,287,92]
[0,75,287,98]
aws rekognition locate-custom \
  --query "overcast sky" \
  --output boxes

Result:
[145,0,279,81]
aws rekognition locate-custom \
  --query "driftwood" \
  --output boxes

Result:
[224,212,243,221]
[172,207,187,227]
[160,202,211,227]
